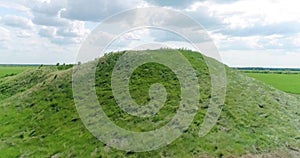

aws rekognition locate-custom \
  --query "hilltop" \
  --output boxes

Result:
[0,49,299,157]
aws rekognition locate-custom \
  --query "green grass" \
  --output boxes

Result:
[0,50,299,157]
[246,73,300,94]
[0,66,35,78]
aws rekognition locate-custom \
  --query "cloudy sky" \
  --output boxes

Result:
[1,0,300,67]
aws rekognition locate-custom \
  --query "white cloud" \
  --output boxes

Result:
[193,0,300,28]
[32,12,70,26]
[221,49,300,68]
[31,0,67,16]
[1,0,300,67]
[61,0,148,21]
[16,30,32,38]
[1,15,34,29]
[56,21,89,37]
[294,34,300,46]
[0,1,31,16]
[0,26,11,49]
[212,34,300,51]
[19,0,90,45]
[0,27,10,41]
[38,21,90,45]
[38,26,56,38]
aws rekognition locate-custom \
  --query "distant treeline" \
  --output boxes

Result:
[234,67,300,74]
[55,63,74,70]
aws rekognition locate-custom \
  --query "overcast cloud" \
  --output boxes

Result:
[0,0,300,67]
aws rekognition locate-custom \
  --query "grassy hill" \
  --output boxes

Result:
[0,49,299,157]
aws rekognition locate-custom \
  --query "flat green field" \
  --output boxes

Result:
[0,66,34,78]
[246,73,300,94]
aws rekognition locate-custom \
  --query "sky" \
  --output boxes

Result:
[1,0,300,67]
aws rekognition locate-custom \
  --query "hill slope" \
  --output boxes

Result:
[0,50,299,157]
